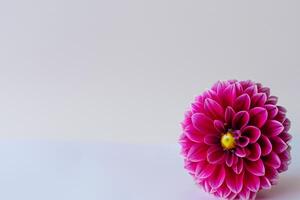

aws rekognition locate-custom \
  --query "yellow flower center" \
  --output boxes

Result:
[221,132,236,150]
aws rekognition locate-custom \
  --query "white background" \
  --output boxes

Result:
[0,0,299,144]
[0,1,299,199]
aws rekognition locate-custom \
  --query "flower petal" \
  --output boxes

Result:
[271,136,288,153]
[251,93,267,107]
[207,145,225,164]
[222,84,236,107]
[213,120,225,133]
[265,151,281,169]
[278,106,287,113]
[265,167,279,184]
[184,160,197,174]
[244,171,260,192]
[283,118,291,132]
[204,135,220,145]
[260,176,271,190]
[278,149,291,162]
[232,111,249,130]
[259,87,270,97]
[263,120,284,137]
[265,104,278,119]
[232,157,244,174]
[246,143,261,161]
[195,161,216,179]
[239,187,251,200]
[226,167,244,193]
[225,152,235,167]
[259,135,272,156]
[191,113,219,135]
[237,136,250,148]
[234,82,244,96]
[216,184,231,199]
[204,98,225,120]
[209,165,225,189]
[187,143,208,162]
[241,126,261,143]
[235,147,246,158]
[233,94,250,111]
[245,159,265,176]
[184,125,204,143]
[249,107,268,128]
[244,85,258,96]
[274,110,286,123]
[225,106,235,124]
[280,132,292,143]
[266,96,278,105]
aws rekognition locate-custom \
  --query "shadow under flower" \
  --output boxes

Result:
[257,174,300,199]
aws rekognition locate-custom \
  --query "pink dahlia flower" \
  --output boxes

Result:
[179,80,292,200]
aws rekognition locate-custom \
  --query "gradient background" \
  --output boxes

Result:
[0,0,299,145]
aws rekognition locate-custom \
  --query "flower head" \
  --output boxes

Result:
[179,80,291,199]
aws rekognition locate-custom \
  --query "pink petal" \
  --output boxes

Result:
[233,157,244,174]
[187,144,208,162]
[259,135,272,156]
[278,106,287,113]
[263,120,284,137]
[266,96,278,105]
[244,171,260,192]
[271,136,288,153]
[280,132,292,143]
[225,152,235,167]
[265,151,281,169]
[249,107,268,128]
[249,192,257,200]
[245,159,265,176]
[204,135,220,145]
[260,176,271,190]
[216,81,229,96]
[184,125,204,143]
[234,82,244,96]
[227,192,237,200]
[191,102,204,113]
[191,113,219,135]
[239,187,251,200]
[202,180,212,193]
[240,80,254,90]
[225,106,235,124]
[207,145,225,164]
[184,160,197,174]
[283,118,291,132]
[216,184,231,198]
[226,167,244,193]
[246,143,261,161]
[274,110,286,123]
[209,165,225,189]
[195,161,216,179]
[237,136,250,148]
[241,126,261,143]
[233,94,250,111]
[213,120,225,133]
[259,87,270,97]
[278,162,289,173]
[204,98,225,120]
[264,104,278,119]
[235,147,246,158]
[278,150,291,162]
[265,167,279,184]
[244,85,258,96]
[232,111,249,130]
[251,93,267,107]
[222,84,236,107]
